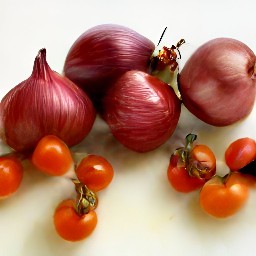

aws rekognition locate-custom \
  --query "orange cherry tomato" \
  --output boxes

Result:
[31,135,73,176]
[76,154,114,192]
[54,199,97,242]
[200,172,249,218]
[225,137,256,171]
[0,156,23,198]
[227,172,256,188]
[167,134,216,193]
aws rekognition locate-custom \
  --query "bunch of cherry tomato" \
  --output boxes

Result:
[167,134,256,218]
[0,133,256,242]
[0,135,114,242]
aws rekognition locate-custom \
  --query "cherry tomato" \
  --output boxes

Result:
[225,137,256,171]
[31,135,73,176]
[0,156,23,198]
[227,172,256,188]
[54,199,98,242]
[76,154,114,192]
[167,154,205,192]
[190,145,216,180]
[167,134,216,193]
[200,172,249,218]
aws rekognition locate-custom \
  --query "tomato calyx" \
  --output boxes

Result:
[72,179,98,216]
[211,173,229,184]
[175,133,213,180]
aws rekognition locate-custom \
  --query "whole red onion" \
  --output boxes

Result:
[103,70,181,152]
[179,38,256,126]
[0,49,96,152]
[63,24,155,106]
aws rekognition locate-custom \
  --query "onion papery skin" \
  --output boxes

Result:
[63,24,155,107]
[0,49,96,152]
[103,70,181,152]
[179,38,256,126]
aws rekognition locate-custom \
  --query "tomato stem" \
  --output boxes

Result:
[214,173,230,184]
[185,134,197,151]
[175,133,215,180]
[72,179,98,216]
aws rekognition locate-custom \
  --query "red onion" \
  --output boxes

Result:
[103,70,181,152]
[179,38,256,126]
[0,49,96,152]
[63,24,155,107]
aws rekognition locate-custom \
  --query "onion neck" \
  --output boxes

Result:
[149,40,185,100]
[32,48,52,81]
[152,65,181,100]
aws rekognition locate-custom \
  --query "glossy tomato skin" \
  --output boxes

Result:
[32,135,73,176]
[190,145,216,180]
[225,138,256,171]
[76,154,114,192]
[167,154,205,193]
[0,156,23,198]
[227,172,256,188]
[200,173,249,218]
[54,199,97,242]
[167,139,216,193]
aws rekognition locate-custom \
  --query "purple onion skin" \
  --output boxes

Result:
[103,70,181,153]
[0,49,96,152]
[63,24,155,107]
[179,38,256,126]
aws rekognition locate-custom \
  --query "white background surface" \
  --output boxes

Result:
[0,0,256,255]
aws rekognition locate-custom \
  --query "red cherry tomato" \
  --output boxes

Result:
[167,154,205,192]
[200,172,249,218]
[0,156,23,198]
[167,134,216,193]
[225,137,256,171]
[31,135,73,176]
[76,154,114,192]
[54,199,97,242]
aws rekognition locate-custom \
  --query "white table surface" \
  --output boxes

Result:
[0,0,256,255]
